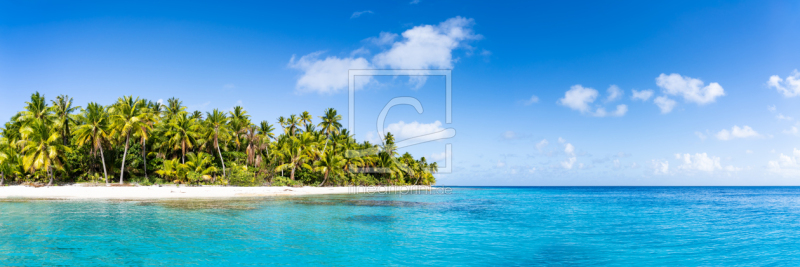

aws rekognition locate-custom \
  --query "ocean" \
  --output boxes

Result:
[2,186,799,266]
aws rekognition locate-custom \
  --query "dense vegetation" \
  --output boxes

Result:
[0,93,437,187]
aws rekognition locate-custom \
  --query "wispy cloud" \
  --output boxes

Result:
[351,10,374,19]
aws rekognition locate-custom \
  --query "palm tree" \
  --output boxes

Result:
[51,95,80,146]
[276,133,314,181]
[229,106,250,152]
[74,103,112,184]
[205,109,231,178]
[165,113,199,164]
[163,97,186,121]
[317,108,342,137]
[300,111,313,128]
[17,92,53,126]
[136,107,157,181]
[314,152,345,187]
[109,96,145,184]
[285,114,301,136]
[0,137,10,185]
[19,120,70,185]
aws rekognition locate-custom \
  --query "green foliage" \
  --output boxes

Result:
[0,93,438,186]
[271,176,301,187]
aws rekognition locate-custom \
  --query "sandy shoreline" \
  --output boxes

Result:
[0,185,434,200]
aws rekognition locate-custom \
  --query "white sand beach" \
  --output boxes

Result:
[0,185,434,200]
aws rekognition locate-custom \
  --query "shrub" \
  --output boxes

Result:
[271,176,301,187]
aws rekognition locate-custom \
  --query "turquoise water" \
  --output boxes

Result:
[2,187,800,266]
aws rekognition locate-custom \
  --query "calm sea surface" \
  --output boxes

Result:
[2,187,800,266]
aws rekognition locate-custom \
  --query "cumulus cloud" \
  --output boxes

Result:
[676,153,721,172]
[767,70,800,97]
[653,96,677,114]
[524,95,539,105]
[777,114,794,121]
[768,148,800,176]
[631,89,654,101]
[715,125,761,141]
[564,143,575,156]
[372,17,481,69]
[561,157,577,169]
[289,17,479,94]
[351,10,374,19]
[558,85,627,117]
[652,160,669,174]
[656,73,725,104]
[558,85,597,112]
[605,85,623,102]
[288,52,371,94]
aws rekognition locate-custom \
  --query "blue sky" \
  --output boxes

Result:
[1,0,799,185]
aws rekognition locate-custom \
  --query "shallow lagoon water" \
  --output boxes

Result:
[2,187,800,266]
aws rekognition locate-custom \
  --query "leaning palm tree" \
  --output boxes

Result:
[135,108,156,181]
[73,103,112,184]
[19,120,70,185]
[205,109,231,178]
[109,96,145,184]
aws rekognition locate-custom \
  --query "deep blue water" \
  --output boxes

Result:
[2,186,800,266]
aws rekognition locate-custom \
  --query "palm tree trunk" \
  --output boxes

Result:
[1,171,4,186]
[47,166,53,186]
[319,170,329,187]
[120,134,130,184]
[290,165,296,181]
[100,144,109,185]
[217,143,226,178]
[143,140,148,181]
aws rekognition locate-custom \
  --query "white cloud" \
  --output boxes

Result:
[768,148,800,176]
[558,85,626,117]
[536,139,549,150]
[652,160,669,174]
[528,167,537,173]
[715,125,761,141]
[654,96,677,114]
[524,95,539,105]
[351,10,374,19]
[695,131,707,140]
[410,0,421,4]
[289,17,479,94]
[288,51,371,94]
[605,85,623,102]
[372,17,480,70]
[558,85,597,113]
[768,105,777,112]
[777,114,794,121]
[365,32,398,46]
[157,99,164,105]
[558,137,566,144]
[767,70,800,97]
[496,161,506,168]
[746,150,753,154]
[676,153,721,172]
[564,143,575,156]
[631,89,654,101]
[656,73,725,104]
[502,131,529,140]
[561,157,577,169]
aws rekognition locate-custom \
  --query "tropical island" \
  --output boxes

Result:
[0,93,438,193]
